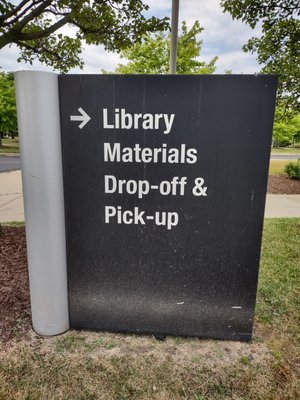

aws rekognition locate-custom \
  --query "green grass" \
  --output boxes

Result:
[55,335,109,353]
[257,218,300,341]
[269,159,287,174]
[271,147,300,154]
[0,221,25,227]
[0,219,299,399]
[0,138,20,154]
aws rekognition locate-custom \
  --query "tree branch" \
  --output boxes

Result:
[68,18,105,36]
[11,0,53,33]
[2,1,44,28]
[16,14,71,41]
[0,0,32,23]
[0,3,70,49]
[15,39,64,62]
[43,9,69,17]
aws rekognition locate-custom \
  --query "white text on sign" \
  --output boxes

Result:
[103,108,175,134]
[105,206,179,230]
[100,105,208,230]
[104,176,207,199]
[103,143,198,164]
[105,176,187,198]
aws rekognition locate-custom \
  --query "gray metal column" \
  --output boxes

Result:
[169,0,180,74]
[14,71,69,336]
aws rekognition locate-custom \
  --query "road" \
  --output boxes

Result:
[0,156,21,172]
[270,154,300,160]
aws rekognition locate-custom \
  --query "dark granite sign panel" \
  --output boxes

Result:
[59,75,277,341]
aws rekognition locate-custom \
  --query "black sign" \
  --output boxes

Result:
[59,75,277,341]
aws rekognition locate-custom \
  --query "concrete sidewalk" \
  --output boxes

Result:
[0,170,24,222]
[1,170,300,222]
[265,194,300,218]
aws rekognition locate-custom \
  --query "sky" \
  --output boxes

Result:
[0,0,262,74]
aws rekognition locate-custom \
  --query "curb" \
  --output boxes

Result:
[0,153,20,157]
[271,153,300,156]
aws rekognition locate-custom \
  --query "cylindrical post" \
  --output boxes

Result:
[169,0,180,74]
[14,71,69,336]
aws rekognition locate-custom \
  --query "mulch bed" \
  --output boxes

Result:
[267,174,300,194]
[0,175,299,345]
[0,226,31,344]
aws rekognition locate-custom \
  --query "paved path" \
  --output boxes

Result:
[0,155,21,172]
[1,170,300,222]
[0,170,24,222]
[270,154,300,160]
[265,194,300,218]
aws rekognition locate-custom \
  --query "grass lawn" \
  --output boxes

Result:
[0,218,299,399]
[0,138,20,154]
[257,219,300,338]
[269,159,288,175]
[271,147,300,154]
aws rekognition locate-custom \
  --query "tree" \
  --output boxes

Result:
[272,108,300,147]
[221,0,300,113]
[290,114,300,147]
[0,71,17,147]
[0,1,169,73]
[113,21,217,74]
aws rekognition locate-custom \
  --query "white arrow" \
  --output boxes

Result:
[70,107,91,129]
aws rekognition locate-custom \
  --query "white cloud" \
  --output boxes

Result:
[0,44,55,73]
[216,51,260,74]
[143,0,170,15]
[0,0,262,74]
[145,0,262,73]
[70,45,122,74]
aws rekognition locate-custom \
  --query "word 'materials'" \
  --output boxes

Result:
[104,143,197,164]
[103,108,175,134]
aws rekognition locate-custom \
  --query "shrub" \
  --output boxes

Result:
[278,138,292,147]
[284,159,300,180]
